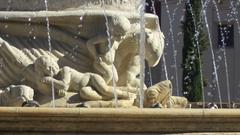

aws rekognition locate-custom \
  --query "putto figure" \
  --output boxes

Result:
[24,55,136,100]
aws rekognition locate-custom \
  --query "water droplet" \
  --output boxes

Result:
[80,16,84,21]
[218,56,222,60]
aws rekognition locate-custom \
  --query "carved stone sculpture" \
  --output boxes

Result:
[83,80,187,108]
[142,80,172,108]
[0,0,188,108]
[87,16,131,84]
[28,55,136,100]
[133,80,187,108]
[0,85,34,106]
[115,24,165,88]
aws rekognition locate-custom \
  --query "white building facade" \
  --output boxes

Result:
[150,0,240,103]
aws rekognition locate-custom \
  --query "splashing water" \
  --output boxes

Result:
[200,0,222,108]
[102,0,118,108]
[164,0,180,96]
[171,0,184,23]
[212,0,231,108]
[149,0,169,81]
[138,0,146,108]
[6,0,11,11]
[229,0,240,35]
[148,65,153,86]
[44,0,55,108]
[187,0,206,108]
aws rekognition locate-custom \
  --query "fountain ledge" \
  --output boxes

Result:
[0,107,240,134]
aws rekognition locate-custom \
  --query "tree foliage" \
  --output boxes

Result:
[182,0,207,102]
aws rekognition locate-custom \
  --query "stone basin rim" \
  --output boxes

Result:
[0,107,240,133]
[0,107,239,118]
[0,10,156,19]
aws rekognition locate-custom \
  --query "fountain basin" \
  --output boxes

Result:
[0,107,240,134]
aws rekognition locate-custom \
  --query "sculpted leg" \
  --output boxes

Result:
[89,73,133,99]
[79,86,103,100]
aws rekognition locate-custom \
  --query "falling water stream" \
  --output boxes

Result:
[138,0,146,108]
[229,0,240,35]
[149,0,169,81]
[212,0,231,108]
[102,0,118,107]
[44,0,55,107]
[187,0,206,108]
[163,0,180,96]
[201,0,222,108]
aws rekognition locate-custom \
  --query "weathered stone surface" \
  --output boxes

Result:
[0,9,169,107]
[0,0,138,11]
[0,85,34,106]
[0,108,240,133]
[0,1,188,108]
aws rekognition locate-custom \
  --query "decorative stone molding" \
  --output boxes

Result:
[0,108,240,133]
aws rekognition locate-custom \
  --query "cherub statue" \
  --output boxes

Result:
[86,16,131,84]
[22,55,136,101]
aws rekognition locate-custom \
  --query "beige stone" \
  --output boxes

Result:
[0,85,34,106]
[0,108,239,133]
[86,16,131,84]
[0,2,188,108]
[115,24,164,88]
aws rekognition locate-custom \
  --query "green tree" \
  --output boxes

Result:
[182,0,207,102]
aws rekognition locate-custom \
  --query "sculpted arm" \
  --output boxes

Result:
[42,76,66,90]
[46,67,72,89]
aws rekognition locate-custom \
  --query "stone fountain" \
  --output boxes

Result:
[0,0,239,134]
